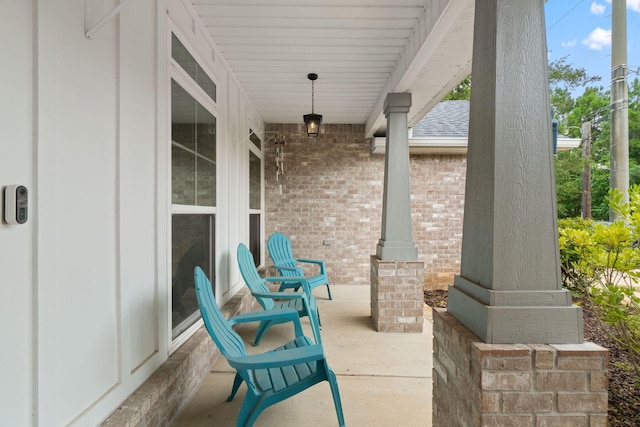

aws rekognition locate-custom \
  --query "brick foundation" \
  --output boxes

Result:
[100,288,256,427]
[433,309,608,427]
[370,256,424,332]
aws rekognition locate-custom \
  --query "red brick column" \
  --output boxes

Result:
[370,256,424,332]
[433,309,608,426]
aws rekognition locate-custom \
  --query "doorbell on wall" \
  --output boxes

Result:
[3,185,28,225]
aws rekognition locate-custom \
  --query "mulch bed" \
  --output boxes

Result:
[424,290,640,426]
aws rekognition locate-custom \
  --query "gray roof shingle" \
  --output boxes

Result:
[412,100,469,138]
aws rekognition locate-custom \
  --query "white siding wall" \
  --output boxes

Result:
[0,1,35,425]
[36,0,120,422]
[119,0,162,379]
[0,0,263,425]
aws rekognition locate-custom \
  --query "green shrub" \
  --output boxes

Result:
[559,186,640,379]
[558,217,597,297]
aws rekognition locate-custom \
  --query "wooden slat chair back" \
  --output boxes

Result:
[267,232,333,300]
[237,243,322,345]
[194,267,346,427]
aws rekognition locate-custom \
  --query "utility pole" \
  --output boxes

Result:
[610,0,629,220]
[582,121,592,219]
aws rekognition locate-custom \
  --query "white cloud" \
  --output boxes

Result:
[582,27,612,50]
[561,39,578,48]
[591,2,606,14]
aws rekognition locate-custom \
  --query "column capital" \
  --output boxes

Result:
[384,93,411,116]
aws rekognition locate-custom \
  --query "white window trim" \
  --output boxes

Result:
[248,132,265,266]
[167,23,220,352]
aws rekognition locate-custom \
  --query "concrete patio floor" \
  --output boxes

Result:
[169,285,433,427]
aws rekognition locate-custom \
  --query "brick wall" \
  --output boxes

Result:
[410,155,465,289]
[264,123,465,290]
[433,309,608,427]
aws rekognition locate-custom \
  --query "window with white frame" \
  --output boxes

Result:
[170,33,217,339]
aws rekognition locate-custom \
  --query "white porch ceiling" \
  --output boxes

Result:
[189,0,474,137]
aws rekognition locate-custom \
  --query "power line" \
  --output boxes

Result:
[547,0,588,32]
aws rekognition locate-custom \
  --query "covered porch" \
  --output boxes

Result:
[1,0,608,425]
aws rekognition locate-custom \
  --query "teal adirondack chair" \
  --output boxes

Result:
[237,243,321,346]
[267,232,333,300]
[194,267,346,427]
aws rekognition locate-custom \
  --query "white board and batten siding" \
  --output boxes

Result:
[0,0,262,425]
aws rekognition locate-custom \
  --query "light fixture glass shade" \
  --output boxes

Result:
[303,113,323,137]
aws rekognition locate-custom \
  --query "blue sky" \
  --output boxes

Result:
[545,0,640,92]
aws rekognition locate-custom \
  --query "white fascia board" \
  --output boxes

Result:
[557,136,581,151]
[371,136,468,155]
[371,135,581,155]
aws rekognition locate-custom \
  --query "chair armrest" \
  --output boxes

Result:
[264,276,307,283]
[251,290,317,311]
[270,264,299,272]
[296,258,324,265]
[228,308,304,337]
[264,277,313,295]
[295,258,327,274]
[228,344,325,370]
[250,291,304,299]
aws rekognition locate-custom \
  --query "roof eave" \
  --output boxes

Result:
[371,136,581,155]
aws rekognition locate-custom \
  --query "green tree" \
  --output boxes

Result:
[548,58,607,219]
[546,57,603,133]
[548,56,602,89]
[584,80,640,219]
[549,56,601,128]
[563,86,610,220]
[629,78,640,186]
[443,75,471,101]
[555,148,585,218]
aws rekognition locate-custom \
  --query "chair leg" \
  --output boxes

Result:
[277,282,301,293]
[326,283,333,300]
[235,392,261,427]
[327,367,346,427]
[253,320,272,346]
[227,373,244,402]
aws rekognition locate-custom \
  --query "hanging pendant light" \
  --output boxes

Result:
[303,73,322,137]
